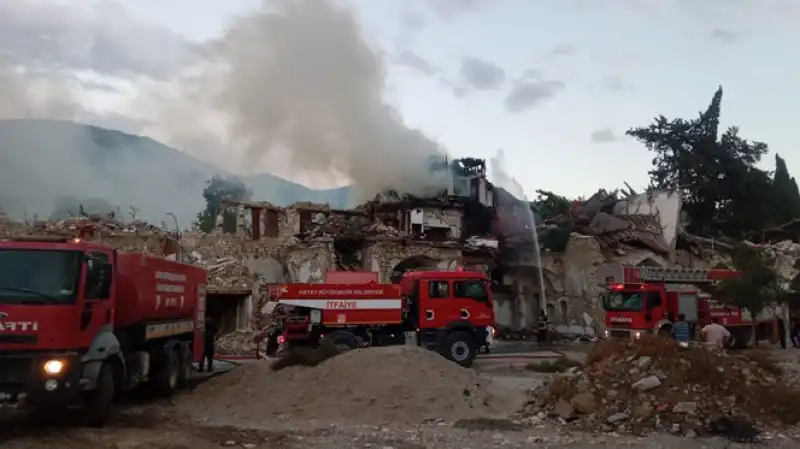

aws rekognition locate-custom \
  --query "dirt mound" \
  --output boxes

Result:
[179,346,518,425]
[524,336,800,436]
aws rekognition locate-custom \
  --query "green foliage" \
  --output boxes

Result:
[49,195,118,221]
[772,154,800,224]
[533,190,572,220]
[717,243,779,322]
[193,176,252,233]
[626,86,779,238]
[540,222,573,252]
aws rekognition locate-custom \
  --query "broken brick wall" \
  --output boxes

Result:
[362,241,462,283]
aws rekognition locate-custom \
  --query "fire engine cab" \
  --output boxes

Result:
[267,270,495,367]
[597,264,763,348]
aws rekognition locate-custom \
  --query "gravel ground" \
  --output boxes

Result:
[3,347,800,449]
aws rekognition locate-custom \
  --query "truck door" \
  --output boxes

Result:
[418,279,453,329]
[452,278,493,327]
[75,250,115,349]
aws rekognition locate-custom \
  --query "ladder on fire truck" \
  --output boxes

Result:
[597,264,741,286]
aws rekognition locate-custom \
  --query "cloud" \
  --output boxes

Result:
[401,11,427,30]
[395,50,438,75]
[549,43,575,56]
[710,28,740,43]
[590,128,620,143]
[504,79,565,113]
[458,57,506,91]
[428,0,490,20]
[0,1,197,80]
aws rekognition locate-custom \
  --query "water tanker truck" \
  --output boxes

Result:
[0,236,207,425]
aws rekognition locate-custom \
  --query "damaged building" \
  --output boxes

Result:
[8,156,795,353]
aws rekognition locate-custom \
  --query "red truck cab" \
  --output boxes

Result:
[0,237,206,425]
[598,264,751,345]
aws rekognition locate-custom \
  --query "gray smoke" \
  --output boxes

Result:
[152,0,450,201]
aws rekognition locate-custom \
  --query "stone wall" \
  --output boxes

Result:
[362,241,463,283]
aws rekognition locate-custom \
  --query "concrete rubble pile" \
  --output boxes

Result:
[305,212,401,239]
[0,215,171,238]
[539,189,671,255]
[200,256,253,291]
[215,329,259,355]
[524,336,800,437]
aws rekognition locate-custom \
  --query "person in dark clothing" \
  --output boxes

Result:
[791,318,800,348]
[778,316,787,349]
[537,310,548,346]
[200,316,218,372]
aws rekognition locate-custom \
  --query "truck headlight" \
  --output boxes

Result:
[603,330,609,338]
[43,359,65,375]
[633,331,642,339]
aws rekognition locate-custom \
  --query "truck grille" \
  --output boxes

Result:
[610,330,631,339]
[0,358,32,384]
[0,334,37,344]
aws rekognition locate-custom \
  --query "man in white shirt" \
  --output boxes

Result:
[701,318,730,348]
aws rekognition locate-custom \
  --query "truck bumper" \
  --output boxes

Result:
[0,352,84,409]
[603,328,646,340]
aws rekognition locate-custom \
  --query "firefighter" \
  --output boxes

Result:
[199,316,218,372]
[537,310,548,346]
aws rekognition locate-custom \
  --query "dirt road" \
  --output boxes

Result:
[4,347,799,449]
[4,411,798,449]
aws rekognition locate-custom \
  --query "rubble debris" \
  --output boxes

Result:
[215,329,259,356]
[180,346,519,425]
[524,336,800,436]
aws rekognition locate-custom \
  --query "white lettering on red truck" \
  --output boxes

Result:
[301,289,385,296]
[610,317,632,323]
[325,300,358,309]
[0,321,39,332]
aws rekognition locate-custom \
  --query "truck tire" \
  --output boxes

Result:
[177,344,192,388]
[443,331,477,368]
[84,362,115,427]
[321,330,361,352]
[728,327,753,349]
[154,347,180,396]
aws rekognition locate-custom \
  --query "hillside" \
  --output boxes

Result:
[0,120,351,226]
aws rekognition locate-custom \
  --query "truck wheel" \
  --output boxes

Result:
[177,344,192,388]
[154,347,180,396]
[321,330,360,352]
[84,362,115,427]
[443,331,477,368]
[728,327,753,349]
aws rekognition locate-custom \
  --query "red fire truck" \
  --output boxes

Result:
[597,264,766,348]
[0,237,207,425]
[267,270,495,367]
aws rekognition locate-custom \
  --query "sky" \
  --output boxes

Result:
[2,0,799,201]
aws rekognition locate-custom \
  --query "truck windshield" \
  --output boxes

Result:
[0,249,82,305]
[603,291,659,312]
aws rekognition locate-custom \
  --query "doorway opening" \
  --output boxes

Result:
[206,289,251,334]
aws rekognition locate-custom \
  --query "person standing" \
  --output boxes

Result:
[537,310,548,346]
[701,318,730,349]
[200,316,218,372]
[791,318,800,348]
[777,315,787,349]
[673,314,691,342]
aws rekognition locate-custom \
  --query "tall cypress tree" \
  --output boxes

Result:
[772,154,800,224]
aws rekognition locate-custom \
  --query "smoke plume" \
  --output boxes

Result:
[143,0,450,201]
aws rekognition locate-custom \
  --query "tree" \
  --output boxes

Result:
[49,195,118,221]
[533,190,572,220]
[626,86,773,238]
[194,176,252,233]
[771,154,800,224]
[717,243,780,347]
